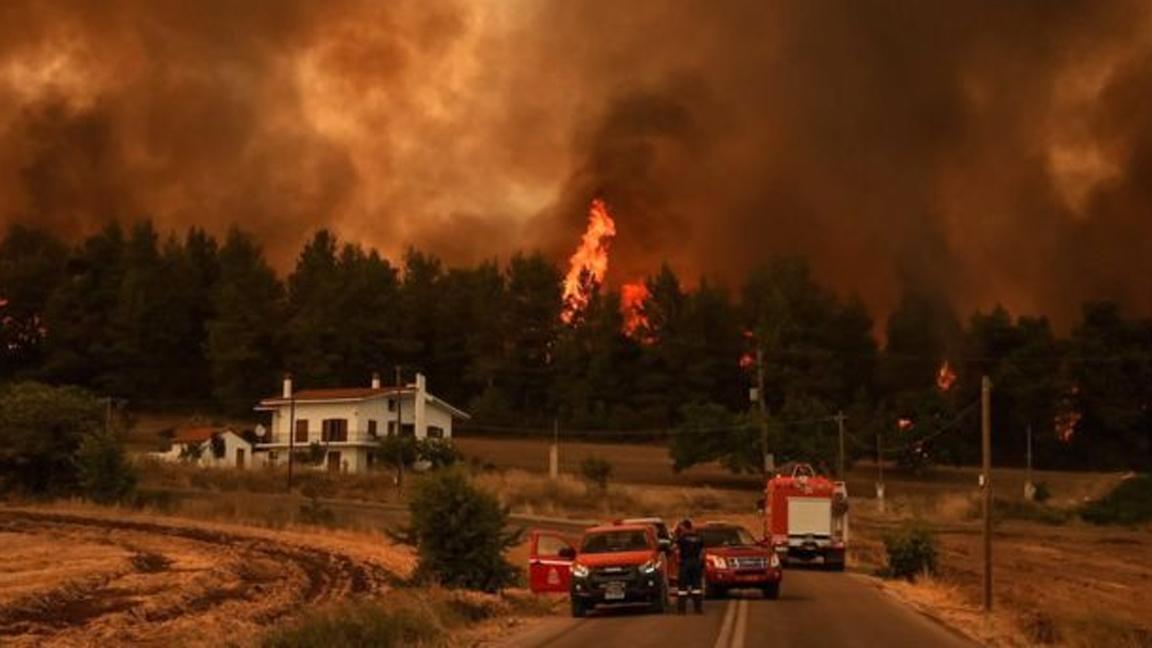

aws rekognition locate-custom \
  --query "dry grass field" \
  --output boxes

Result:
[0,503,413,647]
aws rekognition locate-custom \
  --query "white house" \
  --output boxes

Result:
[153,426,254,469]
[253,373,469,473]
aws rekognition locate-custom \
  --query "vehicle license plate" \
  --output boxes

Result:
[604,582,626,600]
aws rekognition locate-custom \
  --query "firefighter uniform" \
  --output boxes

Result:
[675,521,704,614]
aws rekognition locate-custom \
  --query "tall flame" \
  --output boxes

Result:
[936,360,957,392]
[561,199,617,324]
[1054,384,1081,443]
[620,281,650,337]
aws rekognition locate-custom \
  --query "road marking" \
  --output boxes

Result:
[712,600,737,648]
[731,600,748,648]
[712,599,749,648]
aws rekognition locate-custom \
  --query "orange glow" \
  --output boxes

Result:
[897,418,914,431]
[561,198,617,324]
[1054,384,1081,443]
[739,330,756,370]
[620,281,650,338]
[936,360,957,392]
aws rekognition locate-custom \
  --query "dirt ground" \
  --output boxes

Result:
[0,504,413,647]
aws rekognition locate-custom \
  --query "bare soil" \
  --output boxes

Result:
[0,504,413,647]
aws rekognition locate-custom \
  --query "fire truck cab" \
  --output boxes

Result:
[761,463,848,570]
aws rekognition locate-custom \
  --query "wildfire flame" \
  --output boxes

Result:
[620,281,650,337]
[739,330,756,370]
[1054,384,1081,443]
[936,360,957,392]
[561,199,617,324]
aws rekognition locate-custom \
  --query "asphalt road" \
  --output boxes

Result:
[496,570,972,648]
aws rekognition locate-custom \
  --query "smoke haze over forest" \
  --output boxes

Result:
[3,0,1152,325]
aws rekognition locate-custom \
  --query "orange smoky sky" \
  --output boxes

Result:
[2,0,1152,326]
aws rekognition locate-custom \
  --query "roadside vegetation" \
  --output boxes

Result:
[1080,474,1152,525]
[393,469,522,591]
[261,588,551,648]
[0,381,136,503]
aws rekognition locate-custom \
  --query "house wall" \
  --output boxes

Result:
[267,395,455,444]
[269,397,417,445]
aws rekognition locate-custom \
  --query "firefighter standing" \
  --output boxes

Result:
[674,518,704,614]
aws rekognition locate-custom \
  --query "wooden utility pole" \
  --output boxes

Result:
[756,346,771,474]
[876,427,885,513]
[1024,424,1035,500]
[549,418,560,480]
[395,365,404,491]
[981,375,993,613]
[287,378,296,492]
[835,411,847,480]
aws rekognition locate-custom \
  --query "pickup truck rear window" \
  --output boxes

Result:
[581,530,652,554]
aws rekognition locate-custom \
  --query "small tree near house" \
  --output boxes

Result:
[209,433,227,459]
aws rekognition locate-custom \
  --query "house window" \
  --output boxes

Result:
[428,426,444,439]
[387,399,396,412]
[268,451,279,466]
[400,423,415,438]
[387,421,397,436]
[368,420,378,438]
[322,419,348,442]
[295,420,309,443]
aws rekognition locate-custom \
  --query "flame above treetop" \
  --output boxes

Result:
[561,198,617,323]
[620,281,651,337]
[936,360,957,392]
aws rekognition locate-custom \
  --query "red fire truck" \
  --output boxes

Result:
[761,463,848,569]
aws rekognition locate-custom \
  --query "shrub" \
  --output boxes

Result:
[209,433,226,459]
[1032,481,1051,503]
[417,438,458,469]
[298,482,337,526]
[75,427,137,504]
[377,435,419,468]
[1080,475,1152,525]
[883,523,937,580]
[394,470,521,591]
[262,599,440,648]
[0,381,104,496]
[579,456,613,490]
[178,442,204,463]
[989,497,1071,525]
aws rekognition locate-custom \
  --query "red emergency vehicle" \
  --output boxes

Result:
[761,463,849,569]
[528,524,671,617]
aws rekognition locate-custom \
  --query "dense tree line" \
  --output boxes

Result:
[1,223,1149,471]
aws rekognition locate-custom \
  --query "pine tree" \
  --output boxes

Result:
[206,228,284,413]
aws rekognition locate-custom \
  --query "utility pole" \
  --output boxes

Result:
[835,411,847,480]
[395,365,404,491]
[876,427,885,513]
[981,375,993,613]
[549,418,560,480]
[287,377,296,492]
[1024,424,1035,500]
[756,346,772,474]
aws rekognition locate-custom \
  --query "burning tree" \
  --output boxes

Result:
[561,199,617,324]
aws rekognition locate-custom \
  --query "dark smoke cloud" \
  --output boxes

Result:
[1,0,1151,325]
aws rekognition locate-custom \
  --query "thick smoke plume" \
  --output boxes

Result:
[2,0,1151,324]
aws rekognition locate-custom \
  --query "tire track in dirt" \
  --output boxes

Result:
[0,509,403,646]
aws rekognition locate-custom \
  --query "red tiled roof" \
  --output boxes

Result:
[259,387,406,404]
[172,426,226,444]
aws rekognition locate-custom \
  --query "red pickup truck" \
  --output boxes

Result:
[699,522,783,599]
[528,524,671,617]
